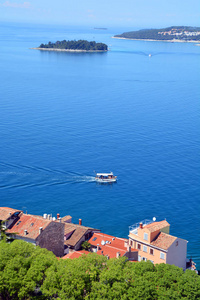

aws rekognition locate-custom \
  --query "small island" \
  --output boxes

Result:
[32,40,108,52]
[113,26,200,42]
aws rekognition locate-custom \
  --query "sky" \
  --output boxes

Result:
[0,0,200,28]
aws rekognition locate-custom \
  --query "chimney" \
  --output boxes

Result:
[79,219,82,226]
[57,213,60,220]
[43,214,47,219]
[116,251,120,258]
[47,214,51,220]
[58,217,62,223]
[39,227,43,234]
[24,229,28,235]
[139,222,143,229]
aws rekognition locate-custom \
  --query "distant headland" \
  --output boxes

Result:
[113,26,200,43]
[94,28,108,30]
[32,40,108,52]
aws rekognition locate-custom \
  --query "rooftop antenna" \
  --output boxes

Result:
[101,233,105,246]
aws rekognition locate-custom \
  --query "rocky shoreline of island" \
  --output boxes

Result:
[112,36,200,43]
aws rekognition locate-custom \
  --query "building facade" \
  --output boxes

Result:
[129,219,187,270]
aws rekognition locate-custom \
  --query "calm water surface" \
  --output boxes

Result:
[0,22,199,268]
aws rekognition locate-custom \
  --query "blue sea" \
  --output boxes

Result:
[0,22,199,269]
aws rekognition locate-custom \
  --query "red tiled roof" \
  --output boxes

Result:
[62,250,89,259]
[88,232,128,249]
[97,246,127,259]
[151,232,177,250]
[0,207,22,221]
[145,220,170,233]
[7,214,52,240]
[88,232,137,259]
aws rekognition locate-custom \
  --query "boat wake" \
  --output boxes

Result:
[0,162,96,190]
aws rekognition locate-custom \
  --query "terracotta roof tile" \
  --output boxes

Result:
[151,232,177,250]
[89,232,128,250]
[7,214,52,240]
[62,250,89,259]
[145,220,170,233]
[97,246,127,259]
[89,232,137,259]
[0,207,22,221]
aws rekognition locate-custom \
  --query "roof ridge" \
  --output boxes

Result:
[103,244,127,251]
[159,231,177,239]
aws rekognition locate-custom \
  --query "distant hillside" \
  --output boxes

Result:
[114,26,200,42]
[38,40,108,51]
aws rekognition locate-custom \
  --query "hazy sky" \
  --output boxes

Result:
[0,0,200,28]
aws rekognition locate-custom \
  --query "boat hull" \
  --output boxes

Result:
[95,178,117,183]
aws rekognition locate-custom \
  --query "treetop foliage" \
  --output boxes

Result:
[0,240,200,299]
[81,241,91,251]
[39,40,108,51]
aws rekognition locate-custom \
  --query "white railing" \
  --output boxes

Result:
[129,219,153,234]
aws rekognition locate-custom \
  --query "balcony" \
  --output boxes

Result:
[129,219,153,235]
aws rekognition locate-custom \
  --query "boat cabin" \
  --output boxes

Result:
[95,172,117,182]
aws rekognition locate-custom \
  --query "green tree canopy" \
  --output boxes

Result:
[0,240,200,299]
[39,40,108,51]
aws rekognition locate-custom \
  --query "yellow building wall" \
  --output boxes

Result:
[134,241,167,264]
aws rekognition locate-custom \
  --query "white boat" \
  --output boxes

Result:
[95,172,117,183]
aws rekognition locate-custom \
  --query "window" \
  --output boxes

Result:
[142,257,147,262]
[137,243,141,250]
[150,248,154,255]
[138,255,141,261]
[92,237,97,241]
[144,233,148,241]
[160,252,165,260]
[143,245,147,252]
[130,240,133,247]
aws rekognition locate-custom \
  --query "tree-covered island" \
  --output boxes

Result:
[114,26,200,42]
[34,40,108,52]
